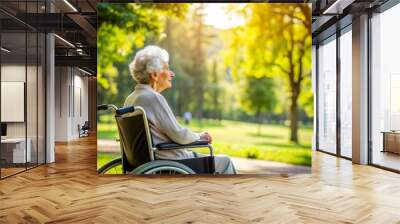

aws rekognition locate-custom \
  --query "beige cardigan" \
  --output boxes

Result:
[124,84,200,159]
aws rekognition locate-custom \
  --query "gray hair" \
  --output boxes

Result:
[129,45,169,84]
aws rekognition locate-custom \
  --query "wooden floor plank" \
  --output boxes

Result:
[0,136,399,223]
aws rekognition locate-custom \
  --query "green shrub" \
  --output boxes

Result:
[246,150,260,159]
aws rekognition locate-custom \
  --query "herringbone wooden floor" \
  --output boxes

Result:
[1,136,399,223]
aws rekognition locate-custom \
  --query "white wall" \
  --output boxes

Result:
[1,65,26,138]
[55,66,69,141]
[72,72,89,138]
[54,67,89,141]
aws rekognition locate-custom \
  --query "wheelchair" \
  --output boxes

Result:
[97,104,216,175]
[78,121,90,138]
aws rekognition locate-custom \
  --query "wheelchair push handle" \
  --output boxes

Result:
[97,104,135,115]
[116,106,135,115]
[97,104,109,111]
[97,104,118,112]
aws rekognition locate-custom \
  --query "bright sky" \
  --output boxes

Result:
[202,3,246,30]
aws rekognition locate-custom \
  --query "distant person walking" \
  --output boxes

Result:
[183,111,192,125]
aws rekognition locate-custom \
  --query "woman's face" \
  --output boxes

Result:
[151,63,175,92]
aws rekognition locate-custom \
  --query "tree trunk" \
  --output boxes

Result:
[289,92,299,143]
[257,111,262,136]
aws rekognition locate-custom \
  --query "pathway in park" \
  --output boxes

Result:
[97,140,311,174]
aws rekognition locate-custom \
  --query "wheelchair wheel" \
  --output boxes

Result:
[98,157,123,174]
[131,160,196,175]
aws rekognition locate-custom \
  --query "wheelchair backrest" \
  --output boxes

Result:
[115,106,154,173]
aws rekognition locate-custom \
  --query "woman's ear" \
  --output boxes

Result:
[150,72,158,82]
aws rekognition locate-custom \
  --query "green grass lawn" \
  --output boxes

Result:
[97,153,123,174]
[97,116,312,168]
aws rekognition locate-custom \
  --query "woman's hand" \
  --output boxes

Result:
[200,131,212,144]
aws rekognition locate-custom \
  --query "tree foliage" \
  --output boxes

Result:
[97,3,188,104]
[223,3,312,142]
[159,4,213,119]
[241,77,276,115]
[241,76,277,135]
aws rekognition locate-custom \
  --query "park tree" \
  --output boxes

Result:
[224,4,312,143]
[187,4,208,120]
[241,76,277,135]
[157,5,213,118]
[160,18,178,110]
[159,16,196,117]
[210,60,221,120]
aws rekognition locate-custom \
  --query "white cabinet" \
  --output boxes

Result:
[1,138,32,163]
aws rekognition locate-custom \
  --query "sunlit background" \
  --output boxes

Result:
[97,3,312,174]
[203,3,245,29]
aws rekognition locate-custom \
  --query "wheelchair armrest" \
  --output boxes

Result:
[156,140,210,150]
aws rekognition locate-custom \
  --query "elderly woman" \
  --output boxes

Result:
[124,45,236,174]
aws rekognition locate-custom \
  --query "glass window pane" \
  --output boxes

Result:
[371,3,400,171]
[27,31,38,169]
[340,29,352,158]
[1,30,27,177]
[318,36,337,154]
[38,32,45,165]
[1,0,46,179]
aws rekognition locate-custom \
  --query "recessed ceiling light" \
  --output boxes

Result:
[1,47,11,53]
[78,67,92,76]
[322,0,354,15]
[63,0,78,12]
[54,34,75,48]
